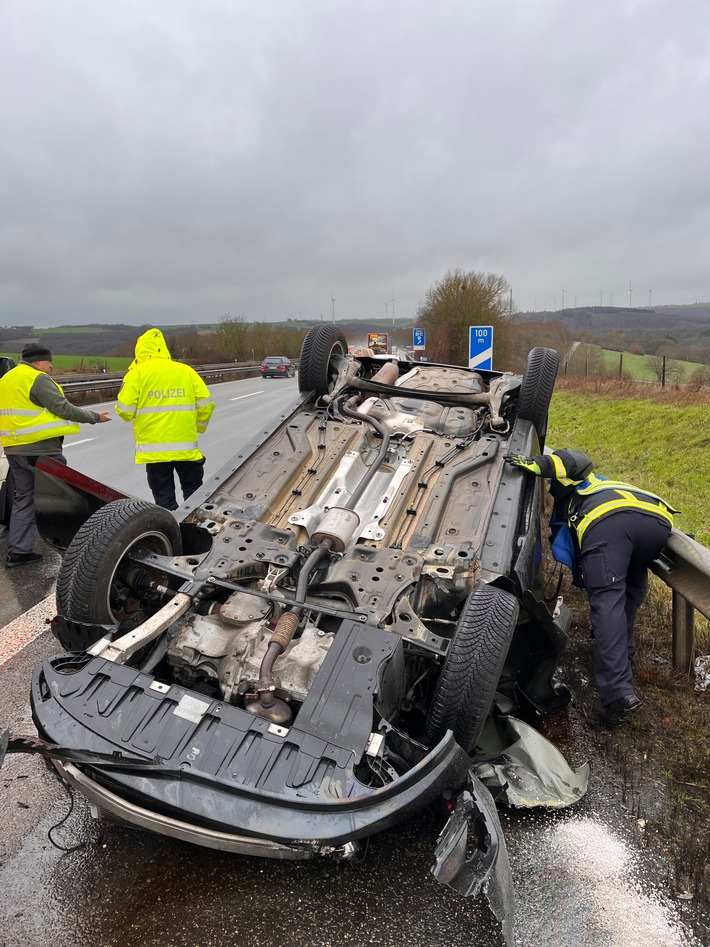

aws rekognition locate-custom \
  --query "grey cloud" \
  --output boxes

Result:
[2,0,710,326]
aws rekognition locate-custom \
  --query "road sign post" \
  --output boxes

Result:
[469,326,493,370]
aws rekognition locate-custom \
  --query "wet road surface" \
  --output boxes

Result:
[2,594,703,947]
[0,375,706,945]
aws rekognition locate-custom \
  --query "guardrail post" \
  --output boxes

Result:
[671,590,695,673]
[649,529,710,680]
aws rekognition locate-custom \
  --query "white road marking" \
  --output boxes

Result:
[64,438,97,447]
[230,391,264,401]
[0,594,56,667]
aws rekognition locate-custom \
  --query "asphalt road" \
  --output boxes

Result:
[0,376,704,947]
[60,373,301,501]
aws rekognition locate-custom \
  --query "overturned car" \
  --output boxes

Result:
[4,327,588,943]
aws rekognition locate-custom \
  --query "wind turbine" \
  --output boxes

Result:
[330,294,336,323]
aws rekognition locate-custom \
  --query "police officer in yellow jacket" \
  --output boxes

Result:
[506,448,676,728]
[116,329,215,510]
[0,342,111,567]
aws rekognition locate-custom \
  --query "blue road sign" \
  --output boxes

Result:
[469,326,493,370]
[413,327,426,349]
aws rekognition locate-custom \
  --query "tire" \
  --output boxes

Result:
[56,499,183,635]
[426,584,519,752]
[516,346,559,449]
[298,325,348,396]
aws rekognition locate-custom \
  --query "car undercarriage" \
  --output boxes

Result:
[3,328,589,946]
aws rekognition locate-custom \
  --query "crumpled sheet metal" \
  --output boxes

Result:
[474,717,589,808]
[694,655,710,692]
[432,771,516,947]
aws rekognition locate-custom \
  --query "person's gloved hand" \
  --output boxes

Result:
[504,454,541,475]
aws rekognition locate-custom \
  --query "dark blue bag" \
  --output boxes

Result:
[549,504,584,588]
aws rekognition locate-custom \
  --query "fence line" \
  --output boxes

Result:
[563,348,710,388]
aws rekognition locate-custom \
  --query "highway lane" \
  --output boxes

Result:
[62,374,300,505]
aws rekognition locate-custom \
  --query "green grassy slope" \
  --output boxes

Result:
[548,389,710,546]
[0,353,132,372]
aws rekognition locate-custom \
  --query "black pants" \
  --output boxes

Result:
[579,512,671,705]
[146,459,205,511]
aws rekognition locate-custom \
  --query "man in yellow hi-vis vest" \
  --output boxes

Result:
[0,342,111,567]
[506,448,676,729]
[116,329,215,510]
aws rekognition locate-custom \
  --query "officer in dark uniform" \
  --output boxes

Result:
[505,449,676,728]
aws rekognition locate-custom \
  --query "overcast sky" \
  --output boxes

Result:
[2,1,710,328]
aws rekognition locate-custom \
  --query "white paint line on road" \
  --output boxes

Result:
[230,391,264,401]
[0,594,56,667]
[64,438,97,447]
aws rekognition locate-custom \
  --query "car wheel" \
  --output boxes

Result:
[515,346,559,449]
[56,499,183,641]
[298,325,348,396]
[426,583,519,752]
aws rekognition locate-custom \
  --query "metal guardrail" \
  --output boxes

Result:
[55,362,269,394]
[651,529,710,673]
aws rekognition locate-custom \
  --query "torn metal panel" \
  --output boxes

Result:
[474,717,589,809]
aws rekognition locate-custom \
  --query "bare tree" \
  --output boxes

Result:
[416,269,513,366]
[215,314,249,361]
[648,354,682,385]
[249,320,272,360]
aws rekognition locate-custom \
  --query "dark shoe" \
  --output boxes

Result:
[601,694,643,729]
[5,552,44,568]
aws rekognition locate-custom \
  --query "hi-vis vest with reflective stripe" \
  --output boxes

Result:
[0,364,80,447]
[115,359,214,464]
[567,473,676,543]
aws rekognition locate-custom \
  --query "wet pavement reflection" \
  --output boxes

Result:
[0,526,60,629]
[2,767,504,947]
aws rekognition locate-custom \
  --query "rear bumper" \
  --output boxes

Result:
[55,760,329,859]
[30,630,472,851]
[49,735,467,857]
[7,732,513,942]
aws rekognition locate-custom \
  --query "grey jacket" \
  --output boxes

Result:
[3,360,102,456]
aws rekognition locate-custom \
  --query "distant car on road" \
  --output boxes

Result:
[261,356,295,378]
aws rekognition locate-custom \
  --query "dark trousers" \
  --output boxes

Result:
[579,512,671,705]
[7,453,66,554]
[146,459,205,511]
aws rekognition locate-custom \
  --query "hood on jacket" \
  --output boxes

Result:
[537,449,594,484]
[130,328,172,368]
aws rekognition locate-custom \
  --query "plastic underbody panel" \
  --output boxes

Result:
[32,619,472,849]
